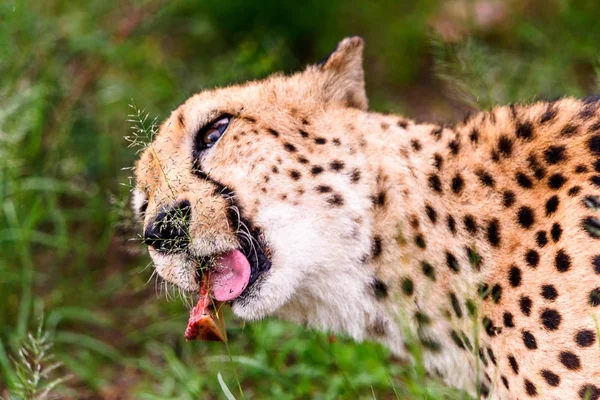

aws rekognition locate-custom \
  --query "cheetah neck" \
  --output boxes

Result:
[357,110,491,390]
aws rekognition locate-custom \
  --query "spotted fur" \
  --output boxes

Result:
[133,37,600,399]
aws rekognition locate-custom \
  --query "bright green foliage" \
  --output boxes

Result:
[1,0,599,398]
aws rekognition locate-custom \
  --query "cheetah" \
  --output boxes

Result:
[133,37,600,399]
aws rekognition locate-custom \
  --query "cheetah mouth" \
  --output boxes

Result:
[193,228,272,299]
[185,226,271,342]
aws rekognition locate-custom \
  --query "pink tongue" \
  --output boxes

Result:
[210,250,251,301]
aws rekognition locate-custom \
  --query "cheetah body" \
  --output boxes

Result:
[134,37,600,399]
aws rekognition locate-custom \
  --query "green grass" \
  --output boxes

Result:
[1,0,599,398]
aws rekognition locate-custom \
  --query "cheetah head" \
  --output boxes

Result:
[133,37,390,340]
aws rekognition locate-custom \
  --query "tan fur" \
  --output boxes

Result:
[134,37,600,399]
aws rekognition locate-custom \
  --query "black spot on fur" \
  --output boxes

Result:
[350,168,361,183]
[516,121,534,140]
[503,191,516,208]
[516,172,533,189]
[477,170,495,187]
[314,137,327,145]
[498,135,513,157]
[329,160,345,171]
[374,191,386,207]
[528,154,546,180]
[311,165,324,175]
[297,156,309,164]
[544,145,567,164]
[447,215,457,234]
[268,128,279,137]
[446,252,460,273]
[479,349,489,367]
[501,376,509,389]
[433,153,443,170]
[551,223,563,242]
[401,278,414,296]
[545,196,559,216]
[487,347,497,365]
[470,128,479,143]
[289,170,301,180]
[517,206,535,229]
[372,236,382,258]
[491,284,502,304]
[541,370,560,387]
[540,309,561,330]
[327,194,344,206]
[420,337,442,352]
[450,330,465,349]
[448,139,460,155]
[522,330,539,350]
[536,231,548,247]
[451,174,464,194]
[414,312,431,326]
[450,292,462,318]
[589,135,600,156]
[482,316,501,337]
[540,103,557,124]
[525,249,540,268]
[541,285,558,300]
[555,249,571,272]
[487,219,501,247]
[561,123,579,136]
[503,312,515,328]
[428,174,442,193]
[593,255,600,274]
[508,355,519,374]
[371,279,388,299]
[316,185,332,193]
[559,351,581,370]
[467,246,482,271]
[548,173,567,189]
[520,296,532,316]
[524,379,537,396]
[589,288,600,307]
[431,127,442,140]
[421,261,436,281]
[299,129,309,138]
[411,139,422,151]
[575,329,596,347]
[464,214,477,234]
[415,234,426,249]
[509,266,522,287]
[283,142,297,152]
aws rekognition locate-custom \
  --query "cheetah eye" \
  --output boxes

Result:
[199,116,230,150]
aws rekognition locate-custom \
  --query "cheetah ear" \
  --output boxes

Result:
[317,36,368,110]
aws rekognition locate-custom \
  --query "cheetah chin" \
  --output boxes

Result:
[133,36,600,399]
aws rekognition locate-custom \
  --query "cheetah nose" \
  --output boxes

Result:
[143,200,192,253]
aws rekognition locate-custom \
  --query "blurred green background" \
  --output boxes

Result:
[1,0,599,398]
